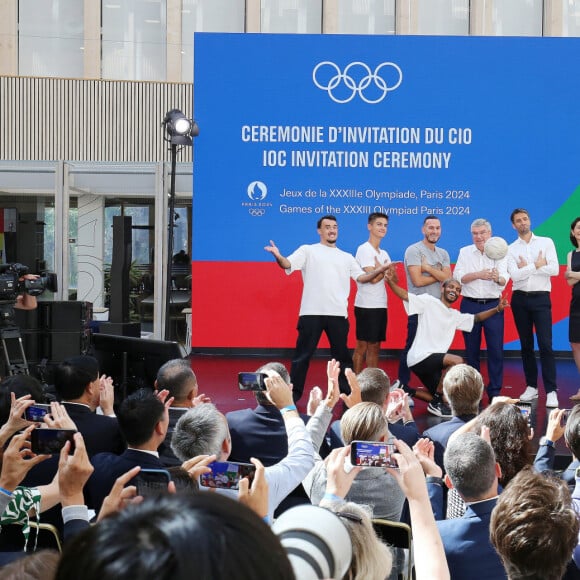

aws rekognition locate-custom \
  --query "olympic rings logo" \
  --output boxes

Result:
[249,208,265,217]
[312,61,403,104]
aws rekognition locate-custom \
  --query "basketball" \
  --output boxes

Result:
[484,236,509,260]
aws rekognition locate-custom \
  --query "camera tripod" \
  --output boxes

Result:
[0,325,29,376]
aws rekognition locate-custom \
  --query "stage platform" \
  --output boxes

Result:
[188,353,580,470]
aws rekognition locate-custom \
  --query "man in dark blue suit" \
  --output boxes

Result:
[427,432,506,580]
[423,364,484,469]
[227,362,304,467]
[326,367,419,450]
[86,389,169,512]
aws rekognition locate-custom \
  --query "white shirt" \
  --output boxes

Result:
[354,241,391,308]
[507,233,558,292]
[454,244,508,299]
[405,294,474,367]
[286,243,364,317]
[209,416,314,521]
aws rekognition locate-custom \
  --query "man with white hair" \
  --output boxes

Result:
[454,218,508,402]
[171,372,314,520]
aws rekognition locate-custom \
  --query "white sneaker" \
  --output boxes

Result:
[546,391,559,408]
[519,386,538,402]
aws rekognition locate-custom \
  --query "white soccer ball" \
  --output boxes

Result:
[484,236,509,261]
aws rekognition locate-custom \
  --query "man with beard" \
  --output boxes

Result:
[265,215,389,402]
[507,208,559,407]
[386,270,508,417]
[454,218,509,403]
[395,216,452,401]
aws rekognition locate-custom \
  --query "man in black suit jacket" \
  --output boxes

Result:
[155,358,210,467]
[423,364,483,469]
[86,389,169,512]
[22,356,125,488]
[55,355,125,456]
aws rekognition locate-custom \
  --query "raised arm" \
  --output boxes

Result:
[264,240,291,269]
[388,439,450,580]
[474,297,509,323]
[385,266,409,302]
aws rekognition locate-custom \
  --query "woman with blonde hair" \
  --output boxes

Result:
[329,501,393,580]
[304,402,405,521]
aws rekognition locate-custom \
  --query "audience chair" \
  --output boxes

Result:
[26,522,62,553]
[372,518,414,580]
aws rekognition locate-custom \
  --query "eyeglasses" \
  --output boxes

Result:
[336,512,363,524]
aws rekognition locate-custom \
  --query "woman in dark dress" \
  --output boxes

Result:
[567,217,580,400]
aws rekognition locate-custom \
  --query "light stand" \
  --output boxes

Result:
[162,109,198,341]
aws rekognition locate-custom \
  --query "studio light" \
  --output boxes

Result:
[163,109,199,146]
[163,108,199,341]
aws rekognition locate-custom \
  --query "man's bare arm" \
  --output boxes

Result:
[385,268,409,302]
[264,240,291,269]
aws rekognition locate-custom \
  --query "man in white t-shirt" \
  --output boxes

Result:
[386,267,508,417]
[353,212,391,373]
[265,215,390,402]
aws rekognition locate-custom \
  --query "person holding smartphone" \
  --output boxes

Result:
[172,370,314,521]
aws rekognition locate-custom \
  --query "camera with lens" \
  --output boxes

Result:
[0,263,58,302]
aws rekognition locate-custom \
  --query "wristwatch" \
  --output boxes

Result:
[539,437,554,448]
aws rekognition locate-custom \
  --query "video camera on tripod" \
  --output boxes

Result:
[0,263,57,299]
[0,263,58,375]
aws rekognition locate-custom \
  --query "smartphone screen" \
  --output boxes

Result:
[135,469,171,497]
[350,441,398,469]
[238,372,268,391]
[24,404,50,422]
[561,409,572,427]
[516,403,532,427]
[199,461,257,490]
[30,428,76,454]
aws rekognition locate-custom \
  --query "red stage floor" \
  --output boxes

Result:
[189,353,580,461]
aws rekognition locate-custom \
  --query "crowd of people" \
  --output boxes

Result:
[0,353,578,579]
[0,210,578,578]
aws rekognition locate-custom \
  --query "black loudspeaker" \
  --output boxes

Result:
[109,215,132,324]
[40,329,92,361]
[13,301,92,365]
[38,301,92,332]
